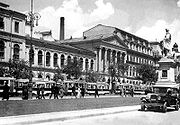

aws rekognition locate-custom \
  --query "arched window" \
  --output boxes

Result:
[46,75,50,80]
[80,58,83,70]
[46,52,50,66]
[13,44,20,61]
[61,54,65,67]
[38,74,42,78]
[67,55,71,65]
[90,59,94,71]
[53,53,58,67]
[73,56,77,63]
[0,41,5,59]
[38,50,43,65]
[29,48,34,64]
[129,66,132,76]
[85,58,89,70]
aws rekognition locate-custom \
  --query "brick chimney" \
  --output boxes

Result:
[59,17,65,40]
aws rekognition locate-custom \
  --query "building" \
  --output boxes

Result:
[63,24,155,86]
[0,2,157,88]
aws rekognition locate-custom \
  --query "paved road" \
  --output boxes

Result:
[35,108,180,125]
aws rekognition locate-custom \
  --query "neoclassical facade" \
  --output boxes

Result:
[64,24,155,85]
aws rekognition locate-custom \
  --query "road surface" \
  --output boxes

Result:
[34,108,180,125]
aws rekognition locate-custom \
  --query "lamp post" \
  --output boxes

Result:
[26,0,41,99]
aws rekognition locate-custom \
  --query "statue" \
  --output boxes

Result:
[160,29,171,57]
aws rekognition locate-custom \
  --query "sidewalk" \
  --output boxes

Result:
[0,105,140,125]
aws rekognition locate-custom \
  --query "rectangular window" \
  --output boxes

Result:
[162,70,167,78]
[0,17,4,29]
[14,21,19,33]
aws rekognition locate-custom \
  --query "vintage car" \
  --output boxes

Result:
[140,84,179,112]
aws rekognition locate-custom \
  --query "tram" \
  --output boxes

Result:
[0,77,16,96]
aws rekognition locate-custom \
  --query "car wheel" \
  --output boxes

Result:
[175,102,179,111]
[141,104,146,111]
[162,102,167,113]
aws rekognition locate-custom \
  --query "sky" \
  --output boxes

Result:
[2,0,180,48]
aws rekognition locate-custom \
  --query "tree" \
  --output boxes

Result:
[63,60,82,79]
[176,73,180,83]
[0,66,8,77]
[116,63,129,81]
[53,66,64,83]
[86,71,100,83]
[8,59,30,79]
[108,64,117,93]
[136,64,158,84]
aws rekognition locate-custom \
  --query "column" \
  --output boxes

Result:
[104,48,107,73]
[96,47,100,72]
[99,47,102,72]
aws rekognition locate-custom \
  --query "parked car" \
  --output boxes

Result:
[140,84,179,112]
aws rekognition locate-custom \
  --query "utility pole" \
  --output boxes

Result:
[27,0,41,99]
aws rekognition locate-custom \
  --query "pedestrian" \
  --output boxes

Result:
[36,85,41,99]
[77,87,81,98]
[54,84,59,99]
[119,87,123,97]
[2,81,10,101]
[81,86,85,98]
[41,85,45,99]
[72,85,77,98]
[130,87,134,97]
[49,84,55,99]
[123,87,127,97]
[94,85,99,98]
[22,84,28,100]
[59,84,64,98]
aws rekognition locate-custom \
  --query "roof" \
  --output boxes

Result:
[158,57,175,63]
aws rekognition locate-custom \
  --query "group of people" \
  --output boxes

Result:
[71,85,86,98]
[48,84,66,99]
[119,87,134,97]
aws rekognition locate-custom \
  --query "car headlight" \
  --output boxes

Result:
[157,96,161,100]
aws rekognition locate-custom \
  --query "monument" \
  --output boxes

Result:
[155,29,179,88]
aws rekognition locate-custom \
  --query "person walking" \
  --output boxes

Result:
[130,87,134,97]
[2,81,10,101]
[41,85,45,99]
[123,87,127,97]
[54,84,59,99]
[36,85,41,99]
[77,87,81,98]
[59,84,64,99]
[94,85,99,98]
[72,85,77,98]
[81,86,85,98]
[49,84,55,99]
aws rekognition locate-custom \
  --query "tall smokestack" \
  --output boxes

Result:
[60,17,65,40]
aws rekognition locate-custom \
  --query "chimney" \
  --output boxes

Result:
[60,17,65,40]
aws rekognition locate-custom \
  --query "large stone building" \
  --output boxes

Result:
[0,2,158,88]
[63,24,155,85]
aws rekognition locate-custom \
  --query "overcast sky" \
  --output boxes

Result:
[2,0,180,47]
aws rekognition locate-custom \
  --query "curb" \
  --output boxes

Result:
[0,105,140,125]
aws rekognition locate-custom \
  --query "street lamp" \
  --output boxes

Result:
[26,0,41,99]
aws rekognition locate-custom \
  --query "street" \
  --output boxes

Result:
[34,108,180,125]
